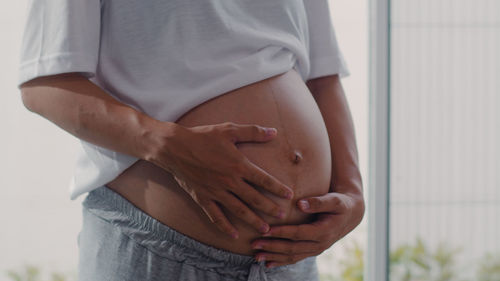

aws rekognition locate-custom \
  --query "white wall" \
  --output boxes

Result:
[0,1,368,279]
[0,1,84,279]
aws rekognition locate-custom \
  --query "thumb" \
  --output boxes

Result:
[297,193,347,213]
[231,124,277,143]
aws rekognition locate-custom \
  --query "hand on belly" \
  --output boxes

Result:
[151,121,296,238]
[106,68,332,255]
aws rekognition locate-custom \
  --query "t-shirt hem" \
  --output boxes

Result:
[17,53,97,88]
[307,55,351,80]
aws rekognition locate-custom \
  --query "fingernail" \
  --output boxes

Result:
[256,255,266,262]
[259,224,270,233]
[265,128,277,136]
[231,231,239,239]
[285,191,293,199]
[299,200,310,210]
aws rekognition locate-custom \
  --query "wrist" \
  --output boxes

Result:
[137,115,185,169]
[332,179,365,223]
[348,190,365,225]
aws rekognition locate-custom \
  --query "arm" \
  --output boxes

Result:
[251,74,365,267]
[306,74,364,200]
[20,73,293,237]
[20,72,175,161]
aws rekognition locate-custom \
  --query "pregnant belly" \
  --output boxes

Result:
[106,68,332,255]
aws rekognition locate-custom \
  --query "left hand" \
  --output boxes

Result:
[251,191,365,268]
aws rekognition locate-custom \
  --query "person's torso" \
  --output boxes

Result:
[94,0,311,121]
[70,0,314,200]
[106,68,332,255]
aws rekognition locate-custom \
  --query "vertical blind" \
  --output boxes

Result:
[389,0,500,279]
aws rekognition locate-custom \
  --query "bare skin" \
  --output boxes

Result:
[106,68,333,254]
[20,68,364,267]
[252,73,365,267]
[20,72,294,236]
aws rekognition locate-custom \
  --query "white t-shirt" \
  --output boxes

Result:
[17,0,350,200]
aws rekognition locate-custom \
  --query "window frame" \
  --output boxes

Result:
[365,0,391,280]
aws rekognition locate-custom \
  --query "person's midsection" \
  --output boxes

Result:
[106,68,332,255]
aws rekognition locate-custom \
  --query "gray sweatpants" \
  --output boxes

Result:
[77,185,320,281]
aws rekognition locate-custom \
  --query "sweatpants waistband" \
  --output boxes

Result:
[82,185,262,264]
[81,185,318,281]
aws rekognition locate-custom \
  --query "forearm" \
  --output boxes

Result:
[306,75,363,200]
[20,72,180,162]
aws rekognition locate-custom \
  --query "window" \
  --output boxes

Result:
[367,0,500,280]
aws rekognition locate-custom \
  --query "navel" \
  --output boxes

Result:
[292,149,303,164]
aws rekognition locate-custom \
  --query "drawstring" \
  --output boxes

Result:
[248,261,269,281]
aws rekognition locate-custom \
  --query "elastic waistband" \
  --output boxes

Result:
[82,185,264,270]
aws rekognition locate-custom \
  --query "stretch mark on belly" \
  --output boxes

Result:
[267,79,300,191]
[267,82,292,154]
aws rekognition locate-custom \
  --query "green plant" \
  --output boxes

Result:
[477,252,500,281]
[319,273,341,281]
[5,264,72,281]
[389,236,468,281]
[327,236,473,281]
[338,240,364,281]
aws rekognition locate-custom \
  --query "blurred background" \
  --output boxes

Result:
[388,1,499,280]
[1,0,498,281]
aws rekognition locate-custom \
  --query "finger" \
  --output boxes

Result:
[251,239,320,255]
[228,123,278,143]
[218,191,270,234]
[262,224,318,241]
[242,159,294,199]
[232,179,285,219]
[200,200,239,239]
[297,192,349,213]
[254,252,311,266]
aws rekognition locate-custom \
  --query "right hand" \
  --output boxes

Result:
[147,121,294,239]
